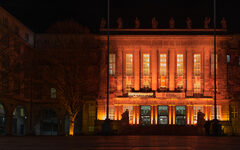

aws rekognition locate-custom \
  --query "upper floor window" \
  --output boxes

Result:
[177,54,184,76]
[227,54,230,63]
[126,54,133,76]
[143,54,150,76]
[160,54,167,76]
[3,17,8,27]
[50,88,57,99]
[109,54,115,75]
[211,54,218,76]
[194,54,201,76]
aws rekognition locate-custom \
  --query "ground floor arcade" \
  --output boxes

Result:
[97,98,230,125]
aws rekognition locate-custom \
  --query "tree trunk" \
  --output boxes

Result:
[69,115,75,136]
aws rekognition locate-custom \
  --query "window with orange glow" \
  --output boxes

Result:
[194,54,201,93]
[211,54,218,76]
[126,54,133,76]
[194,54,201,76]
[109,105,115,120]
[123,106,133,122]
[160,54,167,87]
[193,106,203,124]
[211,105,221,120]
[109,54,116,75]
[143,54,150,76]
[177,54,184,89]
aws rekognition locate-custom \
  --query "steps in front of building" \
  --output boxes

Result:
[125,125,203,135]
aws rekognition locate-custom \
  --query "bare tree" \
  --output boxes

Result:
[41,20,102,135]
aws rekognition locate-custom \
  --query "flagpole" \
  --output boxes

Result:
[214,0,217,120]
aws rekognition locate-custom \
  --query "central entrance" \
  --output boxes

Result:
[158,106,168,125]
[140,106,151,126]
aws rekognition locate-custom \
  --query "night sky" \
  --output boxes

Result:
[0,0,239,33]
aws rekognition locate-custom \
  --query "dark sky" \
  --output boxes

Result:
[0,0,239,33]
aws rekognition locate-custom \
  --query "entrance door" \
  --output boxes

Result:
[158,106,168,125]
[176,106,186,125]
[140,106,151,126]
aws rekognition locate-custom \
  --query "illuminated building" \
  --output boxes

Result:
[97,28,231,126]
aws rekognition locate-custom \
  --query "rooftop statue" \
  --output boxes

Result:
[117,17,123,29]
[169,17,175,29]
[135,17,140,29]
[221,17,227,29]
[100,18,106,29]
[204,17,211,29]
[152,17,158,29]
[186,17,192,29]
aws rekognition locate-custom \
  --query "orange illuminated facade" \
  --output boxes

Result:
[97,28,231,125]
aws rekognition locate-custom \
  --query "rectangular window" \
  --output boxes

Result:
[160,54,167,88]
[143,54,150,76]
[193,106,203,124]
[194,54,201,93]
[211,54,218,76]
[177,54,184,89]
[50,88,56,99]
[123,106,133,123]
[194,54,201,76]
[109,54,115,75]
[109,105,115,120]
[126,54,133,76]
[211,105,221,120]
[227,54,230,63]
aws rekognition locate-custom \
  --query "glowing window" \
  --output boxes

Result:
[194,54,201,93]
[194,54,201,76]
[211,54,218,76]
[160,54,167,88]
[109,105,115,120]
[211,105,221,120]
[177,54,184,89]
[126,54,133,76]
[177,54,184,76]
[143,54,150,76]
[50,88,56,99]
[193,106,203,124]
[109,54,116,75]
[160,54,167,76]
[123,106,133,123]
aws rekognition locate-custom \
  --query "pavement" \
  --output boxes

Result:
[0,136,240,150]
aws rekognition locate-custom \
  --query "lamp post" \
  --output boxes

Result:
[106,0,110,120]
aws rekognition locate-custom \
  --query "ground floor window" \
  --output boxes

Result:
[176,106,186,125]
[140,106,151,126]
[193,106,203,124]
[123,106,133,123]
[158,106,168,125]
[0,103,6,135]
[211,105,221,120]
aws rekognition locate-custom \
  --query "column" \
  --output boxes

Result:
[154,106,158,125]
[169,49,175,91]
[6,114,13,135]
[117,49,123,93]
[151,49,157,90]
[151,106,154,124]
[134,49,140,90]
[186,50,193,96]
[168,105,172,124]
[172,106,176,125]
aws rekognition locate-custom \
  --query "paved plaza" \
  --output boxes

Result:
[0,136,240,150]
